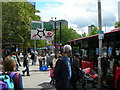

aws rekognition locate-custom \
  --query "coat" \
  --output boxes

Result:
[23,56,28,67]
[54,56,77,88]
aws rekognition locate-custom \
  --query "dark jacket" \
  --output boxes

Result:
[54,56,77,88]
[23,56,28,67]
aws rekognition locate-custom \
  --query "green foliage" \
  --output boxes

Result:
[2,2,42,48]
[36,40,46,48]
[114,21,120,28]
[89,26,98,36]
[82,32,87,37]
[56,25,80,45]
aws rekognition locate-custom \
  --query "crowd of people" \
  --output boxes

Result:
[1,44,82,90]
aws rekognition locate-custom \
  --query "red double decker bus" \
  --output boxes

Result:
[68,28,120,89]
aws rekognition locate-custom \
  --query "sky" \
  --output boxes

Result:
[29,0,120,34]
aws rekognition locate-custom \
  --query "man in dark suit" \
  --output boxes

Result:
[54,45,77,90]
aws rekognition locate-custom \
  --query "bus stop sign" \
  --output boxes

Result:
[98,31,104,39]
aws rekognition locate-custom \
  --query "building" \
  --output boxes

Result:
[118,1,120,21]
[88,25,95,35]
[50,19,68,29]
[56,20,68,28]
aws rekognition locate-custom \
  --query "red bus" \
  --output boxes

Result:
[68,28,120,89]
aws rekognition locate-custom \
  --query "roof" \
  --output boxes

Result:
[68,28,120,42]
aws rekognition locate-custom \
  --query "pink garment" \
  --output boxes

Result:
[50,69,54,77]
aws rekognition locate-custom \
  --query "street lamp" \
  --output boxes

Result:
[51,17,57,55]
[54,17,57,55]
[60,22,62,54]
[98,0,102,89]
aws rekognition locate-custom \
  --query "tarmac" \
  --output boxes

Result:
[17,60,56,90]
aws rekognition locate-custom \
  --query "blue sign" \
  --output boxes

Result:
[98,31,104,34]
[16,48,18,52]
[96,48,99,55]
[108,47,112,53]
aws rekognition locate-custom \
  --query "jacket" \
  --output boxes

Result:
[54,56,77,88]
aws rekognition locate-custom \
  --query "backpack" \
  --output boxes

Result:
[40,65,48,71]
[0,72,19,90]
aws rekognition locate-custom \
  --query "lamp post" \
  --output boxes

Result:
[54,17,57,55]
[98,0,102,89]
[60,22,62,54]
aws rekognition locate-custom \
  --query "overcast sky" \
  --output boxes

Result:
[29,0,120,34]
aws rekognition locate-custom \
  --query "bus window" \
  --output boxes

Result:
[116,48,120,56]
[81,49,87,56]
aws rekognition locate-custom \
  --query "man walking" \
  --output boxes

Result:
[54,45,76,90]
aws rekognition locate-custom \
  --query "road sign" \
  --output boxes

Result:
[31,29,54,40]
[31,21,43,30]
[31,21,54,40]
[43,21,54,31]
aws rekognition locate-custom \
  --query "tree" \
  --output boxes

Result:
[56,25,80,45]
[2,2,45,48]
[82,32,87,37]
[89,26,98,36]
[114,21,120,28]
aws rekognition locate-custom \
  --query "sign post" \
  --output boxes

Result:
[31,21,54,50]
[31,21,43,51]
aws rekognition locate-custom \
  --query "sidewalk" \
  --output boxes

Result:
[17,60,56,90]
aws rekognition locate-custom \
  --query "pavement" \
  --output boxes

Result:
[17,60,56,90]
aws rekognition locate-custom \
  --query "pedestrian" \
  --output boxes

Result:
[34,51,38,65]
[31,51,35,65]
[52,55,58,68]
[38,55,43,68]
[72,53,81,89]
[49,63,55,85]
[73,53,81,67]
[47,52,51,67]
[11,52,19,71]
[46,52,50,67]
[54,45,77,90]
[2,56,23,90]
[16,51,22,66]
[22,53,30,76]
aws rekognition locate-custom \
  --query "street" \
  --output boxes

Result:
[17,60,55,90]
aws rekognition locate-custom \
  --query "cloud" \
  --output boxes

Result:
[35,0,120,34]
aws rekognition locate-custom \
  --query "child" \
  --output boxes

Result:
[50,63,55,85]
[2,56,23,89]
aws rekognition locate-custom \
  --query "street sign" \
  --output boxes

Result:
[98,31,104,39]
[31,21,54,40]
[31,29,54,40]
[43,21,54,31]
[98,30,104,34]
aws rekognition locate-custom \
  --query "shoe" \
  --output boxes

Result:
[27,75,30,76]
